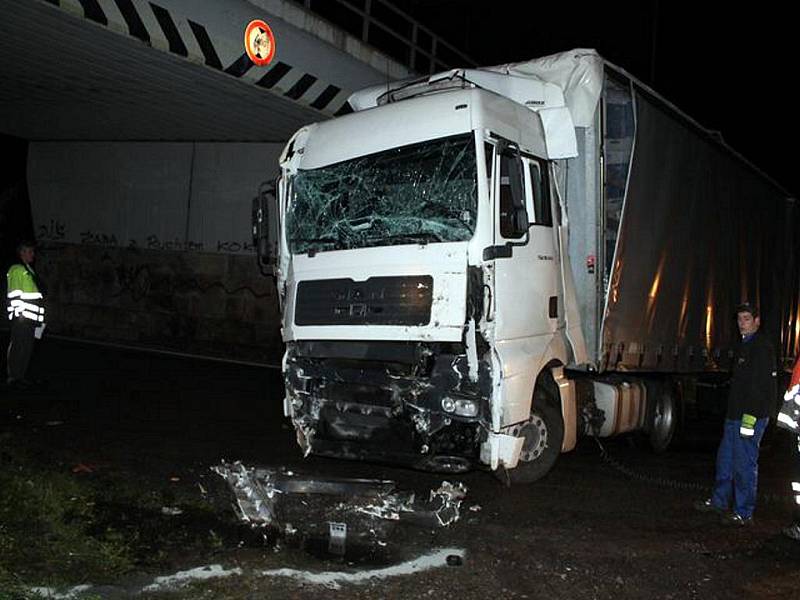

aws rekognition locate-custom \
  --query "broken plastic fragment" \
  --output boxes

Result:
[294,422,315,458]
[428,481,468,526]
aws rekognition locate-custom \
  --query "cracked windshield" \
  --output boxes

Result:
[287,134,477,254]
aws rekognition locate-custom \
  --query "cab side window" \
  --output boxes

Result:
[528,160,552,226]
[499,151,528,239]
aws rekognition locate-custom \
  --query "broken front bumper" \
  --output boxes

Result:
[283,340,493,472]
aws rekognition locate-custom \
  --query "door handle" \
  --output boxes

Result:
[549,296,558,318]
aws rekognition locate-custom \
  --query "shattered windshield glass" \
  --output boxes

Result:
[287,134,477,254]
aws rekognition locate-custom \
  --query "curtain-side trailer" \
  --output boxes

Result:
[254,49,798,482]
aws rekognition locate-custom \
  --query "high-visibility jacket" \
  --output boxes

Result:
[6,263,45,323]
[782,360,800,510]
[791,359,800,389]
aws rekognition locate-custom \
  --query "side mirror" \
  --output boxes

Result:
[252,180,278,276]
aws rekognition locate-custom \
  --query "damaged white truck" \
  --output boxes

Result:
[254,49,797,482]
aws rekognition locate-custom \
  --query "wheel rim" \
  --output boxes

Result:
[651,392,675,446]
[518,413,548,462]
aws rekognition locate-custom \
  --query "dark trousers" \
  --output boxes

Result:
[711,417,769,519]
[6,317,36,382]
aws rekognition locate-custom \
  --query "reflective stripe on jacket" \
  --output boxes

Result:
[6,264,45,322]
[778,384,800,432]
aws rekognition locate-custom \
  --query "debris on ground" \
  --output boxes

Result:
[211,461,469,557]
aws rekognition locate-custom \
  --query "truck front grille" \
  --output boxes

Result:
[294,275,433,326]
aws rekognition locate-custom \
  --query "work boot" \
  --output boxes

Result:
[782,523,800,541]
[721,512,753,527]
[693,498,723,513]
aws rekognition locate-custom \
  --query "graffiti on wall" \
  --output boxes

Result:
[38,219,66,241]
[110,259,271,302]
[36,217,256,255]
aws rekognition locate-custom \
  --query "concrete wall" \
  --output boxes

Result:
[37,242,283,364]
[29,142,283,254]
[28,141,284,363]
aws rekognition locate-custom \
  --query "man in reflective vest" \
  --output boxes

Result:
[694,302,776,525]
[6,241,45,388]
[777,358,800,540]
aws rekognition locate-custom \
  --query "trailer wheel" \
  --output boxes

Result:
[646,380,678,454]
[507,382,564,484]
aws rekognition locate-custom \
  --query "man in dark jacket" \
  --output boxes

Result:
[695,302,776,525]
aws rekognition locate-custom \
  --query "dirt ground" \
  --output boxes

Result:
[2,337,800,599]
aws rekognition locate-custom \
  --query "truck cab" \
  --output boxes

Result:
[260,79,586,481]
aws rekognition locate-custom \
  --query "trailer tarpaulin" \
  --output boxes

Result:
[601,88,799,372]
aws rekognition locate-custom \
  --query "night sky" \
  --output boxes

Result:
[399,1,797,197]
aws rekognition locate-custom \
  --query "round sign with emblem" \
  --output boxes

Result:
[244,19,276,66]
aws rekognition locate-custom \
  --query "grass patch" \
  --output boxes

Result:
[0,431,261,597]
[0,434,134,594]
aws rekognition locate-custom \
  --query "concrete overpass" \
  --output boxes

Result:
[0,0,473,363]
[0,0,416,140]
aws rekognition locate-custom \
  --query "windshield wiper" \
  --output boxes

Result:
[372,232,445,245]
[292,237,340,256]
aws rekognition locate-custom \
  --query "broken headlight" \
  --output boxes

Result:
[441,397,478,418]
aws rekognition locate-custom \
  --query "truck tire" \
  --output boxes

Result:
[507,382,564,484]
[645,380,678,454]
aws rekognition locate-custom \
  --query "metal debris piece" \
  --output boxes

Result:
[161,506,183,516]
[354,491,415,521]
[211,462,470,554]
[210,462,280,526]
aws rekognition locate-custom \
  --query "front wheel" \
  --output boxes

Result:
[506,384,564,484]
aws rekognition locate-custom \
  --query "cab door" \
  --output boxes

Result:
[489,141,560,343]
